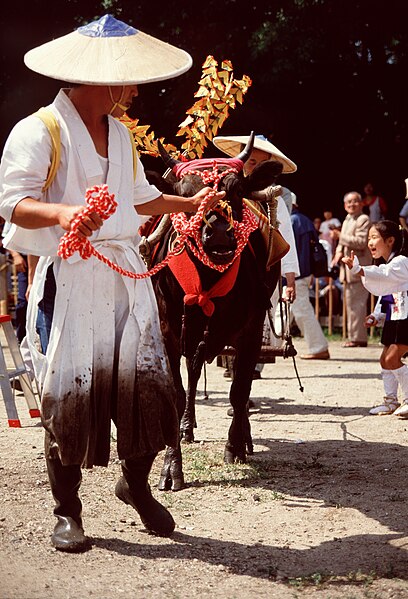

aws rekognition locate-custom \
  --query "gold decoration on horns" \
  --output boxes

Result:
[120,55,252,159]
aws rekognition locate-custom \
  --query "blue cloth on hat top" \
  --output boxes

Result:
[77,14,138,38]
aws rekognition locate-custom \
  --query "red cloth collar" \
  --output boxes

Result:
[168,249,240,316]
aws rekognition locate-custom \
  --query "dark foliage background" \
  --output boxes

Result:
[1,0,407,220]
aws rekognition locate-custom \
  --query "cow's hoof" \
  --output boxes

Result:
[158,474,172,491]
[224,450,234,464]
[171,477,184,491]
[169,464,184,491]
[181,430,194,444]
[158,475,184,492]
[224,443,247,464]
[224,452,246,464]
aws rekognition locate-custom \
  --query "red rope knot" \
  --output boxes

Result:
[58,185,117,261]
[184,291,215,317]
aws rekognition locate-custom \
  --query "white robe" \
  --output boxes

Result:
[0,90,178,466]
[362,255,408,323]
[361,255,408,296]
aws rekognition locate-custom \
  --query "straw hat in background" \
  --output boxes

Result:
[213,133,297,174]
[24,14,192,85]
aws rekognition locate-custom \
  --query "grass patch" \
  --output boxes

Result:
[320,328,381,343]
[181,444,283,495]
[287,569,377,590]
[288,572,324,588]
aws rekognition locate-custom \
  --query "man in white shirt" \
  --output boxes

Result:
[0,14,224,552]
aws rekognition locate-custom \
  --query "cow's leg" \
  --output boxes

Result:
[180,356,202,443]
[158,444,184,491]
[224,327,262,463]
[158,352,186,492]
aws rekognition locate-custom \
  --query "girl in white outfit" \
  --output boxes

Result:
[342,220,408,416]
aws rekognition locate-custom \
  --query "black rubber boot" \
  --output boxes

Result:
[46,457,91,552]
[115,454,175,537]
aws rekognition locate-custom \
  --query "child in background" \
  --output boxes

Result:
[342,220,408,416]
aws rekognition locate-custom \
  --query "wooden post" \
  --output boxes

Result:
[11,263,18,309]
[328,277,333,336]
[369,293,375,338]
[342,280,347,339]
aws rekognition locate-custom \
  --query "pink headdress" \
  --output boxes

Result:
[173,157,244,179]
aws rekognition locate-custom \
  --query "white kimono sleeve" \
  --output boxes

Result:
[0,117,61,256]
[277,197,300,277]
[362,256,408,296]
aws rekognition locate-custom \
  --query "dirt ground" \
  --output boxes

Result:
[1,337,408,599]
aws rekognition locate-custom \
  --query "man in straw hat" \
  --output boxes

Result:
[0,14,225,552]
[213,133,299,377]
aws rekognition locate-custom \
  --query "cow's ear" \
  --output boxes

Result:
[145,169,175,194]
[246,160,284,193]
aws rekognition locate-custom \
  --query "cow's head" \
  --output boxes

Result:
[158,132,282,266]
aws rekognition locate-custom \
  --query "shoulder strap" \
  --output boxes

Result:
[32,108,61,191]
[32,109,138,189]
[126,127,138,180]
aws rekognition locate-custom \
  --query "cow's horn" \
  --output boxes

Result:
[250,185,282,202]
[236,131,255,164]
[157,140,182,170]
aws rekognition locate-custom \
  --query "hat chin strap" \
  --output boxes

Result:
[109,86,128,115]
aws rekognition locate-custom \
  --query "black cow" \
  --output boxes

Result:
[147,133,283,491]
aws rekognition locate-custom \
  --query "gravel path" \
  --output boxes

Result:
[1,338,407,598]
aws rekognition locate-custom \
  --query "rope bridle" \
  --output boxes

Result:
[58,161,259,277]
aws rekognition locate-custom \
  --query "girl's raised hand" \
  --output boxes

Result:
[342,250,355,269]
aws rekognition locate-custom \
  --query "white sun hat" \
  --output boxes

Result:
[213,133,297,173]
[24,14,192,85]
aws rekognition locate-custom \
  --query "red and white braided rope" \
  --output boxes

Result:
[58,162,258,277]
[171,162,258,271]
[58,185,183,280]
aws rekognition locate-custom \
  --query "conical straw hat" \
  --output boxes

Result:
[213,134,297,173]
[24,14,192,85]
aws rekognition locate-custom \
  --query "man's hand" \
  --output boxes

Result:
[283,272,296,302]
[11,197,103,236]
[330,228,340,241]
[9,251,26,272]
[136,188,226,216]
[190,187,226,211]
[57,205,103,238]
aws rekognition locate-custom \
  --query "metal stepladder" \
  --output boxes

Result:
[0,314,40,427]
